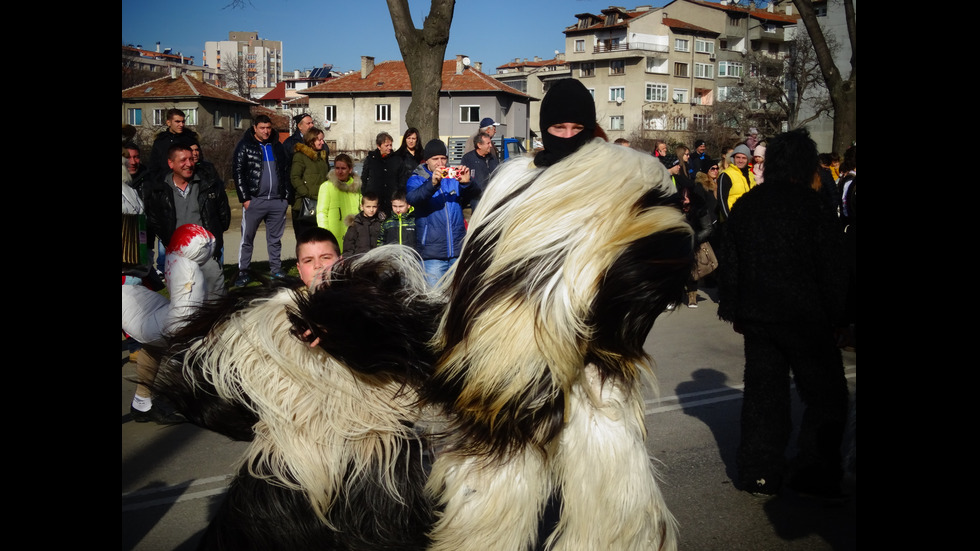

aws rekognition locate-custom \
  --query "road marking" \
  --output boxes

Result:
[122,475,233,512]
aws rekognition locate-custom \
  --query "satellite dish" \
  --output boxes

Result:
[616,97,623,105]
[462,56,471,67]
[324,120,331,129]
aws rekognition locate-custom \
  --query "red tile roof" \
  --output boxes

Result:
[686,0,800,24]
[662,17,717,34]
[496,58,567,71]
[259,81,288,101]
[122,74,256,105]
[302,60,530,98]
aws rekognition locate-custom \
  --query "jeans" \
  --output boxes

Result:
[423,258,457,287]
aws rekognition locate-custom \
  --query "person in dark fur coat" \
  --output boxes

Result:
[717,128,850,500]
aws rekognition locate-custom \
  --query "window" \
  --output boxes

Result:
[184,108,198,126]
[214,110,223,128]
[609,116,624,131]
[768,42,780,55]
[376,104,391,122]
[127,108,142,126]
[610,60,625,75]
[718,61,743,78]
[763,23,776,33]
[695,39,714,55]
[815,4,827,16]
[720,39,729,50]
[324,105,336,123]
[717,86,734,102]
[460,105,480,123]
[234,112,243,129]
[609,87,625,102]
[152,109,165,126]
[671,116,688,131]
[694,63,713,79]
[674,38,689,52]
[644,112,666,131]
[580,62,595,77]
[645,83,668,103]
[646,57,668,74]
[694,114,710,131]
[673,88,688,103]
[575,39,585,52]
[674,62,688,78]
[694,88,713,106]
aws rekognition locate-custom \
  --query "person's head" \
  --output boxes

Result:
[840,144,856,174]
[480,117,499,138]
[293,113,314,136]
[675,145,690,164]
[537,78,597,165]
[660,154,681,175]
[390,190,410,216]
[376,132,394,156]
[753,144,766,164]
[474,132,493,157]
[360,192,379,218]
[304,127,325,150]
[707,161,720,179]
[188,141,202,164]
[654,140,668,157]
[123,142,141,175]
[166,109,186,134]
[295,227,340,287]
[167,144,195,181]
[253,115,273,142]
[400,127,420,153]
[695,170,716,192]
[423,139,449,171]
[694,140,706,154]
[762,128,818,188]
[732,144,751,169]
[818,153,834,168]
[333,153,353,181]
[614,138,630,147]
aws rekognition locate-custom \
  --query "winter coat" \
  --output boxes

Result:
[142,169,231,262]
[361,148,404,214]
[406,164,468,261]
[342,212,384,256]
[316,169,363,252]
[232,126,292,204]
[717,164,756,221]
[460,148,499,209]
[290,143,330,212]
[377,207,417,249]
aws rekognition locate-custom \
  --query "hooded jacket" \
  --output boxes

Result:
[232,126,292,204]
[316,169,363,251]
[406,164,468,261]
[290,143,330,212]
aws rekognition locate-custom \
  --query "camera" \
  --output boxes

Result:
[440,166,460,179]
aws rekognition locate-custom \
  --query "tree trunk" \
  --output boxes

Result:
[386,0,455,144]
[791,0,856,154]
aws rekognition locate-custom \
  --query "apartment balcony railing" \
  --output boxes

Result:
[594,42,669,54]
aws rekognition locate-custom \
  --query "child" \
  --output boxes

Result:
[377,190,417,249]
[343,192,385,256]
[295,227,341,288]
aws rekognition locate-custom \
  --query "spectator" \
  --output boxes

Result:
[653,140,668,158]
[695,162,721,265]
[463,117,500,160]
[717,144,757,223]
[377,190,417,249]
[690,139,709,176]
[406,139,471,286]
[717,128,849,500]
[752,143,766,185]
[613,138,631,147]
[342,192,384,256]
[231,115,292,286]
[295,227,341,288]
[316,153,362,253]
[361,132,402,216]
[675,144,695,182]
[187,140,229,263]
[460,131,499,215]
[395,127,423,188]
[719,145,734,172]
[744,128,760,154]
[142,143,230,298]
[282,113,320,169]
[290,126,330,240]
[148,108,194,175]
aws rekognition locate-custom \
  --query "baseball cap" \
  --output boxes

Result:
[479,117,500,128]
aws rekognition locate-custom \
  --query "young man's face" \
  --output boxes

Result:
[254,122,272,142]
[167,115,185,134]
[547,123,584,138]
[733,153,749,169]
[361,199,379,218]
[391,199,409,215]
[125,148,141,175]
[189,144,201,164]
[696,144,706,154]
[297,241,339,287]
[425,155,448,172]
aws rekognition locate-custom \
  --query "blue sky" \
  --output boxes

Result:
[122,0,670,75]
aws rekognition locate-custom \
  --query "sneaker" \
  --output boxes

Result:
[687,292,699,308]
[234,271,251,287]
[270,271,286,279]
[130,404,185,425]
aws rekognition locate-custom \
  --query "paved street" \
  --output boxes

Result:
[122,268,855,551]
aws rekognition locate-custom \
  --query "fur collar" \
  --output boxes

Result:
[327,169,362,193]
[295,143,327,162]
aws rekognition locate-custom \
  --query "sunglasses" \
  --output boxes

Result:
[709,167,719,170]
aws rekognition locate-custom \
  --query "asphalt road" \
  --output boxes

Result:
[122,281,856,551]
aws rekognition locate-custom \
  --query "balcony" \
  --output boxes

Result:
[594,41,669,54]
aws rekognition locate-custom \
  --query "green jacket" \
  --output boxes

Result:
[316,169,362,253]
[290,143,330,212]
[377,207,417,249]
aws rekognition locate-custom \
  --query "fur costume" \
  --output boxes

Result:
[149,139,692,551]
[424,139,690,551]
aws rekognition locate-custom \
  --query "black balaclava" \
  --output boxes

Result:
[534,79,597,167]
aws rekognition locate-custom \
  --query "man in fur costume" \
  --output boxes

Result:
[422,78,690,551]
[717,128,850,500]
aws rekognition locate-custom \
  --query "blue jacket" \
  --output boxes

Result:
[406,164,468,260]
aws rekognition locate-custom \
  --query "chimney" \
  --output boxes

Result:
[456,54,466,74]
[785,4,793,15]
[474,61,482,72]
[361,56,375,79]
[170,66,178,79]
[294,69,300,78]
[156,41,161,53]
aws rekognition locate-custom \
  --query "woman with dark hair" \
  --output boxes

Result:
[290,127,330,239]
[395,127,422,187]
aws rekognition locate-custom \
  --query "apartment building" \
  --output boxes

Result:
[204,32,284,91]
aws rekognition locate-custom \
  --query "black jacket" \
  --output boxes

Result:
[143,169,231,261]
[361,149,404,214]
[232,127,292,204]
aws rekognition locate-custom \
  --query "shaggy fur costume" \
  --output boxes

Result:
[425,139,691,551]
[152,247,441,551]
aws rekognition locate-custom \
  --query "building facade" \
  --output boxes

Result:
[204,32,284,91]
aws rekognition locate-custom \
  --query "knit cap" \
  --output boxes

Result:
[423,139,448,160]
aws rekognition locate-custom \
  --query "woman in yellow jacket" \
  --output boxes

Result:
[316,154,362,253]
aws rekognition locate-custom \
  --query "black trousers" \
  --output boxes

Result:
[737,323,849,488]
